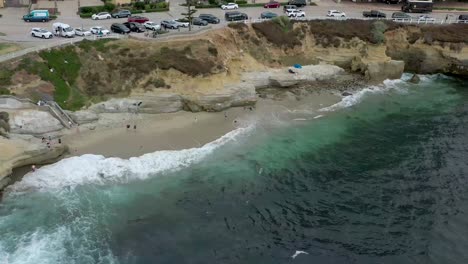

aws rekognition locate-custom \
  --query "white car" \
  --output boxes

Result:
[175,19,189,27]
[90,26,110,35]
[327,10,346,17]
[30,28,53,39]
[74,28,92,36]
[221,3,239,10]
[418,15,435,22]
[92,12,111,20]
[287,9,305,18]
[143,21,161,31]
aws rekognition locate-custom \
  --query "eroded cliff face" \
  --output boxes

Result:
[385,28,468,76]
[0,21,466,114]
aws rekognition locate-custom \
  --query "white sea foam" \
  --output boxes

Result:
[319,77,409,112]
[7,126,253,194]
[0,226,117,264]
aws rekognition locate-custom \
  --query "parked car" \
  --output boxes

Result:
[287,9,305,18]
[90,26,110,35]
[283,5,297,12]
[362,10,386,18]
[30,28,53,39]
[192,17,209,26]
[111,23,130,34]
[175,19,190,27]
[52,22,75,38]
[111,10,131,18]
[458,14,468,23]
[287,0,306,7]
[199,14,220,24]
[75,28,92,36]
[392,12,412,20]
[128,16,149,23]
[143,21,161,31]
[260,11,278,19]
[225,11,248,21]
[327,10,346,17]
[221,3,239,10]
[161,20,180,29]
[264,1,280,8]
[418,15,435,22]
[122,22,145,32]
[92,12,111,20]
[23,10,49,22]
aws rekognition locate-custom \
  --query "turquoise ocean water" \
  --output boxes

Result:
[0,75,467,264]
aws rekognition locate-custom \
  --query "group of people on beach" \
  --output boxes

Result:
[41,135,61,149]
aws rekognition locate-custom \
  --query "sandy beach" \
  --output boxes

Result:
[62,91,341,159]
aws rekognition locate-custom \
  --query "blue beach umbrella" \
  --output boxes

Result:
[293,64,302,69]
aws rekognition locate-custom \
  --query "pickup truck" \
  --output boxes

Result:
[362,10,386,18]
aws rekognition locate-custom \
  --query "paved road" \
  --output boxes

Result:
[0,0,467,47]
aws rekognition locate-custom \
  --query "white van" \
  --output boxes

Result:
[52,22,75,38]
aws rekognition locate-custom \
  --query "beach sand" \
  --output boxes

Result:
[63,92,341,159]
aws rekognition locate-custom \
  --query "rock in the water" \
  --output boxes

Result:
[365,60,405,83]
[342,92,353,96]
[8,109,64,134]
[409,74,420,84]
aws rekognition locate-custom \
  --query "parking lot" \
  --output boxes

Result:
[0,0,467,47]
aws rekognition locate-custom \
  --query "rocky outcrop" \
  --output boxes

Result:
[0,97,36,109]
[364,60,405,83]
[67,110,99,125]
[184,83,256,112]
[89,93,184,114]
[0,112,9,138]
[242,65,346,89]
[0,135,68,190]
[7,109,64,135]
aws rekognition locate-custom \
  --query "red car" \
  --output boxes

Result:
[264,1,280,8]
[127,16,149,23]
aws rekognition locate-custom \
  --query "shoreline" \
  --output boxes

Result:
[6,91,342,188]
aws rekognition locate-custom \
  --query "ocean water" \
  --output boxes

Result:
[1,75,468,264]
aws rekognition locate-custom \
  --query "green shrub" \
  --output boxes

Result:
[272,16,292,32]
[80,13,93,18]
[371,21,388,44]
[80,6,93,13]
[236,0,247,4]
[134,2,146,10]
[104,3,115,12]
[155,2,167,8]
[208,0,218,5]
[0,68,13,86]
[0,88,10,95]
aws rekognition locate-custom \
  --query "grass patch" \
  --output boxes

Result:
[78,38,116,53]
[19,46,86,110]
[0,32,6,36]
[0,67,13,86]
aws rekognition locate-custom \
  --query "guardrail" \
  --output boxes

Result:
[0,34,128,63]
[233,16,468,25]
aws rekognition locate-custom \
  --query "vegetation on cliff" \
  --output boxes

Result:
[0,20,466,110]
